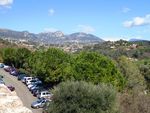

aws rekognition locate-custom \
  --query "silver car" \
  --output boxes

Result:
[31,98,48,109]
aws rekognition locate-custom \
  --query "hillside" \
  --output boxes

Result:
[83,40,150,60]
[0,38,17,48]
[0,28,103,45]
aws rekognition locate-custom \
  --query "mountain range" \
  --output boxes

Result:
[0,28,104,45]
[129,38,149,42]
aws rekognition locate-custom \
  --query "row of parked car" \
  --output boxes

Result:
[0,64,15,92]
[0,63,52,110]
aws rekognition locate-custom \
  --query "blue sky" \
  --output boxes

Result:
[0,0,150,41]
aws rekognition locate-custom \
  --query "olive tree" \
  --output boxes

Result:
[46,81,119,113]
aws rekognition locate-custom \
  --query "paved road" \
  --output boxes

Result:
[0,69,42,113]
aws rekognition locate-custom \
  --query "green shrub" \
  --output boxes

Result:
[117,56,146,92]
[46,81,118,113]
[72,52,125,90]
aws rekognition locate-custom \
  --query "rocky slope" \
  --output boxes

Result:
[0,84,32,113]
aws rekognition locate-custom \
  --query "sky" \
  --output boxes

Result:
[0,0,150,41]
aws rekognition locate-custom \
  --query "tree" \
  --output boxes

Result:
[1,48,31,68]
[117,56,146,92]
[14,48,31,68]
[26,48,73,84]
[46,81,118,113]
[72,51,125,90]
[138,59,150,91]
[1,48,17,66]
[26,49,125,90]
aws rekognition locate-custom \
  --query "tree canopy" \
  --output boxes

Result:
[46,81,118,113]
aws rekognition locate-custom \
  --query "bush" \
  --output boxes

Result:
[46,81,118,113]
[72,52,125,90]
[119,92,150,113]
[117,56,145,92]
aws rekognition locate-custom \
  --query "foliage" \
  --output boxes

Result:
[26,48,73,83]
[83,40,150,60]
[119,92,150,113]
[1,48,31,68]
[46,81,118,113]
[26,49,125,90]
[138,59,150,91]
[0,47,125,90]
[72,51,125,90]
[117,56,145,92]
[1,48,17,66]
[14,48,31,68]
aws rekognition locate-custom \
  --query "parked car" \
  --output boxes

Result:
[25,77,35,84]
[21,77,26,83]
[21,77,33,84]
[30,86,44,94]
[26,79,41,86]
[0,63,4,68]
[28,82,43,90]
[37,91,53,99]
[33,88,46,97]
[10,69,18,76]
[31,98,49,109]
[17,74,27,80]
[7,85,15,91]
[4,65,11,72]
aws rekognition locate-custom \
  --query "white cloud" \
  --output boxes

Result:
[77,25,95,33]
[103,37,123,41]
[44,28,58,32]
[0,0,13,8]
[122,7,131,13]
[123,14,150,28]
[48,9,55,16]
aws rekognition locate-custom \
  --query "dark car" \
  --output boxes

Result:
[29,83,43,91]
[10,70,18,76]
[9,68,19,76]
[7,85,15,91]
[33,88,46,97]
[18,74,27,80]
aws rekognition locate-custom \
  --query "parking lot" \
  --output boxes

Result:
[0,68,42,113]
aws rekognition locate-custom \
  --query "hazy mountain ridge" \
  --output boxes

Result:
[0,28,103,44]
[129,38,149,42]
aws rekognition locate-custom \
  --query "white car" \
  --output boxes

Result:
[25,77,34,84]
[21,77,33,83]
[26,78,41,86]
[27,83,37,89]
[3,65,9,68]
[37,91,53,99]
